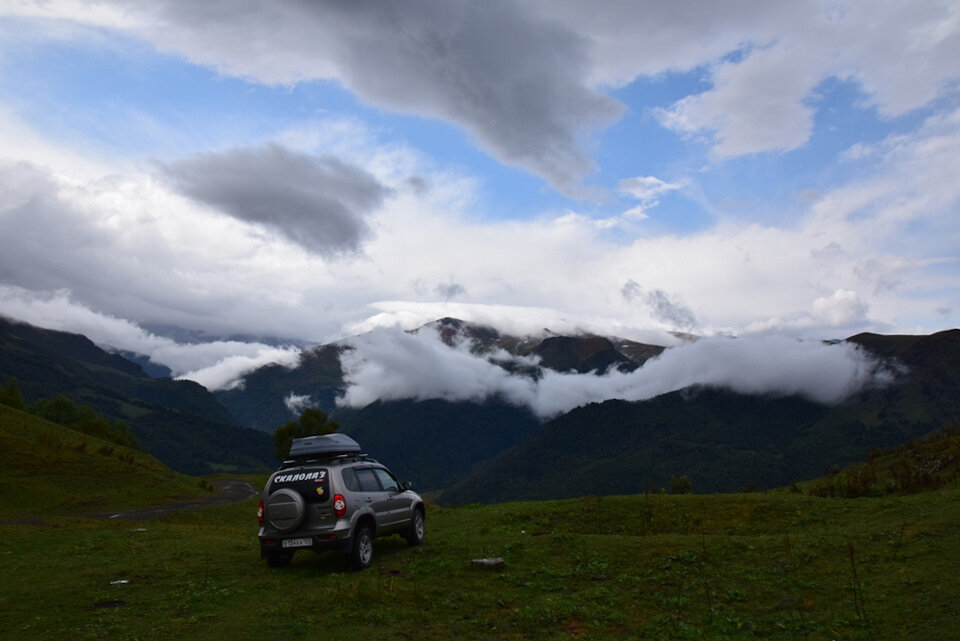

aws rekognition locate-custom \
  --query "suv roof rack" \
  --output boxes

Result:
[279,452,378,469]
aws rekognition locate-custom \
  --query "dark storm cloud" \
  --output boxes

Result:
[159,144,390,255]
[143,0,623,195]
[329,1,623,194]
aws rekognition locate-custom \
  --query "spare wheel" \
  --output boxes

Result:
[266,488,306,532]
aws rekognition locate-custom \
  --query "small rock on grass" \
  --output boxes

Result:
[471,557,505,569]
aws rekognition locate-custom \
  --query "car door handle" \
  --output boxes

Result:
[364,497,373,503]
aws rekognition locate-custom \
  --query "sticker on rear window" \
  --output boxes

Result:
[273,470,326,483]
[270,469,330,503]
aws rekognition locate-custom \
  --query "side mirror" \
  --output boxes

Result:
[400,481,413,491]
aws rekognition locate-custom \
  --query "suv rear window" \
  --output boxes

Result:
[268,468,330,503]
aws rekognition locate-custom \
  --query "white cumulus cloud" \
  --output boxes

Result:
[338,326,536,409]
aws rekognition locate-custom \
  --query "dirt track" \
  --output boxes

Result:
[101,479,259,520]
[0,480,260,526]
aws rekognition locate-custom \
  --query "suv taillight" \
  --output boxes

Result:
[333,494,346,518]
[257,500,264,524]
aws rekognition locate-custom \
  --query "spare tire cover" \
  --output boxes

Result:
[266,488,306,532]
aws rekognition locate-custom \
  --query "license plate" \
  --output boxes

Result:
[282,537,313,549]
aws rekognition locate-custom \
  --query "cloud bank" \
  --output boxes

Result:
[0,2,956,360]
[337,325,888,419]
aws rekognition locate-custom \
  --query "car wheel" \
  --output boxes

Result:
[267,551,293,568]
[406,508,425,546]
[350,525,374,571]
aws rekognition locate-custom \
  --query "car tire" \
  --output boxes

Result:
[266,551,293,568]
[349,525,374,571]
[405,508,425,546]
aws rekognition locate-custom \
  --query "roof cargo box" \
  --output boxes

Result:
[288,433,361,459]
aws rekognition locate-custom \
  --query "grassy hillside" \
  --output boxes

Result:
[793,427,960,497]
[0,404,209,520]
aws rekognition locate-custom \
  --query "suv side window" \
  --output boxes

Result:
[373,468,399,492]
[341,468,360,492]
[354,468,381,492]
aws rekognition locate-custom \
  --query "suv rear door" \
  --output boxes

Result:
[352,467,394,529]
[265,467,334,530]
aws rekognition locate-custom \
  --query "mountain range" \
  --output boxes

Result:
[443,329,960,503]
[1,314,957,503]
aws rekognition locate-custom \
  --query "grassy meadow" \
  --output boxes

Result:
[1,405,958,639]
[2,487,958,639]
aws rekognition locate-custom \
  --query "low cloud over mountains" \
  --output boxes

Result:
[337,324,889,418]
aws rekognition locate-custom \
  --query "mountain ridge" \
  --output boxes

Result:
[5,314,958,500]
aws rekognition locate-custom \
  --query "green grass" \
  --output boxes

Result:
[1,489,957,640]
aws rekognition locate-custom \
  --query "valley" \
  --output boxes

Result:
[1,355,958,639]
[3,317,959,505]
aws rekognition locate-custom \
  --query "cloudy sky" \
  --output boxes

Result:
[0,1,958,389]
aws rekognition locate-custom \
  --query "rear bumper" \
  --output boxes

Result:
[258,526,352,558]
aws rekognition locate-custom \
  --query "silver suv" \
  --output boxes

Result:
[257,433,425,570]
